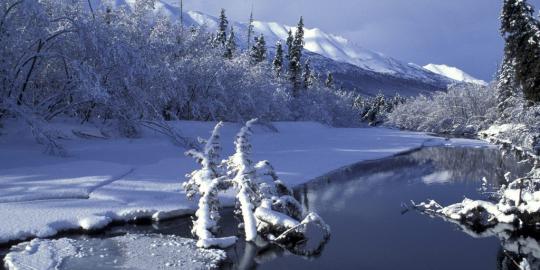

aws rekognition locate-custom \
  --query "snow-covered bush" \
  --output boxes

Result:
[355,93,405,126]
[414,163,540,230]
[0,0,360,154]
[184,120,330,249]
[387,83,497,135]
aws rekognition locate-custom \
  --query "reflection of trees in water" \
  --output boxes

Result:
[407,147,532,186]
[295,155,433,212]
[294,147,532,213]
[420,212,540,270]
[223,234,329,269]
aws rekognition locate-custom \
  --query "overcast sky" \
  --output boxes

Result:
[182,0,540,81]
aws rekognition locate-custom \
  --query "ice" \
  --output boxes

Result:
[4,234,226,270]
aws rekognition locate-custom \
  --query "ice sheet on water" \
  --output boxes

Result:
[4,234,226,270]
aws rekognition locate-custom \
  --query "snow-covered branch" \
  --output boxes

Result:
[184,120,330,249]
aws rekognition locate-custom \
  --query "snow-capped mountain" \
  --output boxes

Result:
[423,64,488,86]
[94,0,455,96]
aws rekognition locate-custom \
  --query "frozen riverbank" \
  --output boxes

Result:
[0,120,487,244]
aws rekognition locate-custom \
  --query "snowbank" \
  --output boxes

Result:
[4,234,226,270]
[0,120,486,243]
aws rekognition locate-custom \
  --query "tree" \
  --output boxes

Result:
[247,7,254,49]
[224,25,236,59]
[183,122,237,248]
[500,0,540,102]
[289,17,305,94]
[302,59,314,88]
[273,41,284,77]
[250,34,266,64]
[286,29,294,60]
[216,8,228,46]
[496,56,520,119]
[179,0,183,29]
[325,72,334,88]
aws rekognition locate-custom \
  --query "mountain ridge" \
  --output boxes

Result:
[93,0,456,96]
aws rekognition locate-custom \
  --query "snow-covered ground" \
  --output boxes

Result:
[423,64,488,86]
[0,120,487,244]
[4,234,226,270]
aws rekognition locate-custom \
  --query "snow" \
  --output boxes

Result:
[93,1,453,84]
[423,64,488,86]
[4,234,226,270]
[0,120,487,244]
[254,206,300,230]
[4,238,77,270]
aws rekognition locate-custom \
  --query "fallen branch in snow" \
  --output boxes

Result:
[140,119,199,150]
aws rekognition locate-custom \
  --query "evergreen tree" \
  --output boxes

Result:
[273,41,284,77]
[302,59,314,88]
[224,26,236,59]
[247,8,254,49]
[325,72,334,88]
[179,0,183,29]
[286,29,294,61]
[289,17,305,95]
[497,56,520,119]
[216,9,228,46]
[250,34,267,64]
[500,0,540,102]
[293,17,305,55]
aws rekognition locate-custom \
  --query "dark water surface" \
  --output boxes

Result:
[1,146,537,269]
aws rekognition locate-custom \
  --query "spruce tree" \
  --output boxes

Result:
[286,29,294,60]
[496,56,520,119]
[500,0,540,102]
[217,9,228,46]
[302,59,313,88]
[250,34,267,64]
[224,26,236,59]
[325,72,334,88]
[180,0,183,29]
[289,17,305,95]
[273,41,284,77]
[247,9,255,49]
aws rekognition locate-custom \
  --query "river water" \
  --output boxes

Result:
[1,146,537,269]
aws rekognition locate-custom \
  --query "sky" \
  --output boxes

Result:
[181,0,540,81]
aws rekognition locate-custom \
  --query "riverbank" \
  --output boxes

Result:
[0,120,487,245]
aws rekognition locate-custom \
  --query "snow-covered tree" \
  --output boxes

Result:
[225,119,260,241]
[224,119,330,243]
[216,8,228,46]
[273,41,284,77]
[302,59,314,89]
[0,0,361,155]
[286,29,294,61]
[183,122,237,248]
[325,72,334,88]
[224,25,236,59]
[289,17,305,95]
[500,0,540,102]
[496,56,521,120]
[246,8,254,49]
[250,34,267,64]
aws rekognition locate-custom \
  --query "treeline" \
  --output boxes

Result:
[0,0,359,153]
[386,0,540,148]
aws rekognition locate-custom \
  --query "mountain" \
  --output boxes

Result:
[94,0,455,96]
[423,64,488,86]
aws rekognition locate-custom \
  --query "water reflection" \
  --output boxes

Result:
[2,146,535,270]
